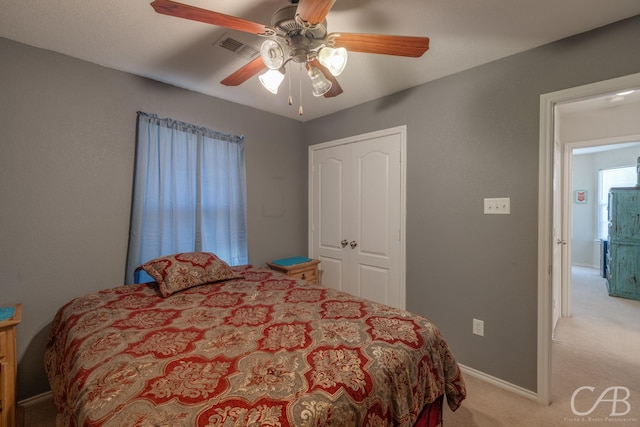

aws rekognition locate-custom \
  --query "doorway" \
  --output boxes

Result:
[537,72,640,405]
[565,140,640,316]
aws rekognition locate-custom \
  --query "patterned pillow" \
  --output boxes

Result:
[136,252,240,297]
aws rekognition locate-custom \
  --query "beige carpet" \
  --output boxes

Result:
[444,266,640,426]
[21,267,640,426]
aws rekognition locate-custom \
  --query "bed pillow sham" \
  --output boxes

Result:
[136,252,240,297]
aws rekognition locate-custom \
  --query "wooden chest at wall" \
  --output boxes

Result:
[606,187,640,301]
[0,304,21,427]
[266,259,320,285]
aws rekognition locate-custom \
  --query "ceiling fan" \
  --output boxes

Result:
[151,0,429,109]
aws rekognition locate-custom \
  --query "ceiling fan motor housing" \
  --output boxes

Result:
[270,5,327,63]
[288,34,312,63]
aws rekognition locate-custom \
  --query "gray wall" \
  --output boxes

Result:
[2,13,640,401]
[0,37,306,400]
[303,15,640,392]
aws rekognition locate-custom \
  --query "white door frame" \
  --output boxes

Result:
[537,72,640,404]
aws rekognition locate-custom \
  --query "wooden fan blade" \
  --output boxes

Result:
[329,32,430,57]
[296,0,336,25]
[308,59,343,98]
[221,56,266,86]
[151,0,270,35]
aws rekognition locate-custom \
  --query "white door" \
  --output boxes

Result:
[310,127,405,309]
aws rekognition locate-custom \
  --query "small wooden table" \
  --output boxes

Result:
[266,259,320,285]
[0,304,22,427]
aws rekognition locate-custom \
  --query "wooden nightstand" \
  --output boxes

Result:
[0,304,21,427]
[267,259,321,285]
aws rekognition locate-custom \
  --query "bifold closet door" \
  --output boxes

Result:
[310,132,402,308]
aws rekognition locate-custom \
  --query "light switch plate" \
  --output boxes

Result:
[484,197,510,214]
[473,318,484,336]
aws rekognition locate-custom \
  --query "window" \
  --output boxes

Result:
[597,166,636,240]
[126,112,248,283]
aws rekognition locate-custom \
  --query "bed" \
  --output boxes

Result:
[45,252,465,426]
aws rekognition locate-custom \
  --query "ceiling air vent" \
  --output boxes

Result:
[217,34,260,60]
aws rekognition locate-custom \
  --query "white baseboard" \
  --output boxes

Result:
[17,390,53,408]
[459,364,538,401]
[572,262,599,269]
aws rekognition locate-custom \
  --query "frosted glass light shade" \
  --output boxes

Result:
[308,67,332,97]
[259,69,285,94]
[318,46,348,76]
[260,39,285,70]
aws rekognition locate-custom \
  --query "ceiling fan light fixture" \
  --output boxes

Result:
[260,39,286,70]
[308,66,332,97]
[259,68,285,94]
[152,0,432,111]
[318,46,348,76]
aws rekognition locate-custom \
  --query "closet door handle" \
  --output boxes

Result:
[341,239,348,248]
[350,241,357,249]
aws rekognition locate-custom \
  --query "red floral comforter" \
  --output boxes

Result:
[45,266,465,426]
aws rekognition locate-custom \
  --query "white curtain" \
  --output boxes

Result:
[126,112,248,283]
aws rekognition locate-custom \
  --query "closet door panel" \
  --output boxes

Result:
[357,150,390,256]
[317,256,345,292]
[311,145,350,293]
[350,135,401,307]
[357,264,391,308]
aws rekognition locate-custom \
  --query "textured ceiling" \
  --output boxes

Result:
[2,0,640,121]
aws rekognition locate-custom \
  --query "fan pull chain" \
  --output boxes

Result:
[287,63,293,106]
[298,63,303,116]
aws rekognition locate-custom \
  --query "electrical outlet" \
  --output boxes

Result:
[473,318,484,336]
[484,197,510,214]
